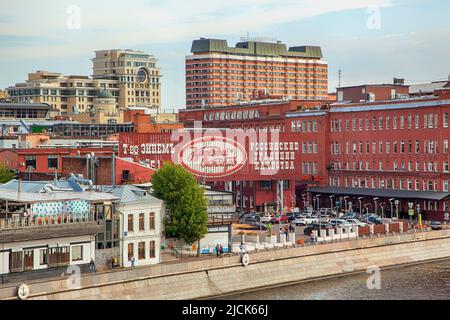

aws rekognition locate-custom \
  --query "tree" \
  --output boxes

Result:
[152,162,208,247]
[0,164,15,184]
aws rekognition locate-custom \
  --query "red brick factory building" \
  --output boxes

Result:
[119,85,450,222]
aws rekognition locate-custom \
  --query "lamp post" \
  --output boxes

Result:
[364,203,370,223]
[301,193,307,210]
[316,194,322,236]
[389,198,395,219]
[379,202,386,219]
[395,200,400,220]
[343,196,349,214]
[329,195,335,213]
[358,197,364,217]
[373,197,379,216]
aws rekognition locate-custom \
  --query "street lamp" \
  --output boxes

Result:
[364,203,370,223]
[389,198,395,219]
[301,193,307,210]
[373,197,379,216]
[315,194,322,236]
[343,196,349,213]
[379,202,386,219]
[358,197,364,217]
[329,195,335,213]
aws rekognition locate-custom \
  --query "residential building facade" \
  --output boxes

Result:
[7,49,162,114]
[186,38,328,109]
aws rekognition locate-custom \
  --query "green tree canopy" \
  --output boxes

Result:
[0,163,15,184]
[152,162,208,245]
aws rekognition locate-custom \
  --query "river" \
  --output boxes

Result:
[219,259,450,300]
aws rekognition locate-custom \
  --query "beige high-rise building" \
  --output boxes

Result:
[7,49,161,115]
[92,49,161,110]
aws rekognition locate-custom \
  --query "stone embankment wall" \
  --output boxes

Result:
[2,229,450,300]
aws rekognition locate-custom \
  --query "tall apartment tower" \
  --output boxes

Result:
[92,49,162,110]
[185,38,328,109]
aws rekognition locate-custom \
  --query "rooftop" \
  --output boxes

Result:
[0,189,119,204]
[191,38,323,59]
[98,185,162,204]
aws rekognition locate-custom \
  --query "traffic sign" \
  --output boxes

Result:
[408,209,414,216]
[408,202,414,209]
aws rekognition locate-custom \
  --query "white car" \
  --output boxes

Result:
[345,219,367,227]
[329,219,352,227]
[295,216,319,225]
[260,215,272,223]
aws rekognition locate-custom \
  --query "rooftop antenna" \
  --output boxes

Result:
[338,69,342,88]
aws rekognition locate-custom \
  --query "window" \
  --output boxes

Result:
[260,181,272,190]
[149,241,156,259]
[444,112,448,128]
[71,245,83,261]
[444,181,449,192]
[444,140,449,154]
[47,155,58,170]
[25,155,36,170]
[149,212,155,230]
[39,249,48,265]
[139,213,145,231]
[128,214,134,232]
[444,162,449,172]
[128,243,134,261]
[138,242,146,260]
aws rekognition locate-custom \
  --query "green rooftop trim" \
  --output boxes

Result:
[191,38,323,59]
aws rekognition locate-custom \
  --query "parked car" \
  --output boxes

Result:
[345,219,368,227]
[270,214,288,224]
[310,214,330,223]
[286,212,296,222]
[430,221,443,230]
[328,219,351,227]
[259,215,272,223]
[295,215,319,226]
[367,215,384,225]
[255,222,268,230]
[304,223,334,236]
[240,215,257,224]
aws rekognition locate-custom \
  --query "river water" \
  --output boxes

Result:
[220,259,450,300]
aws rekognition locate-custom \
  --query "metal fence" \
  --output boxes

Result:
[0,214,96,230]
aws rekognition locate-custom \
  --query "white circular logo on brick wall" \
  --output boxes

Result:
[18,283,30,300]
[178,136,247,178]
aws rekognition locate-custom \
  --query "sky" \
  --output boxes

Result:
[1,0,450,109]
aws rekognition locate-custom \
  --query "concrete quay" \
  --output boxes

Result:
[2,229,450,300]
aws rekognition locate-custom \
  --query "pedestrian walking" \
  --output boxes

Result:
[130,256,136,268]
[111,256,115,270]
[239,242,244,256]
[89,258,96,273]
[219,244,224,257]
[267,223,273,235]
[215,243,220,257]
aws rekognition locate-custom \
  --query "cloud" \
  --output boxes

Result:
[0,0,395,60]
